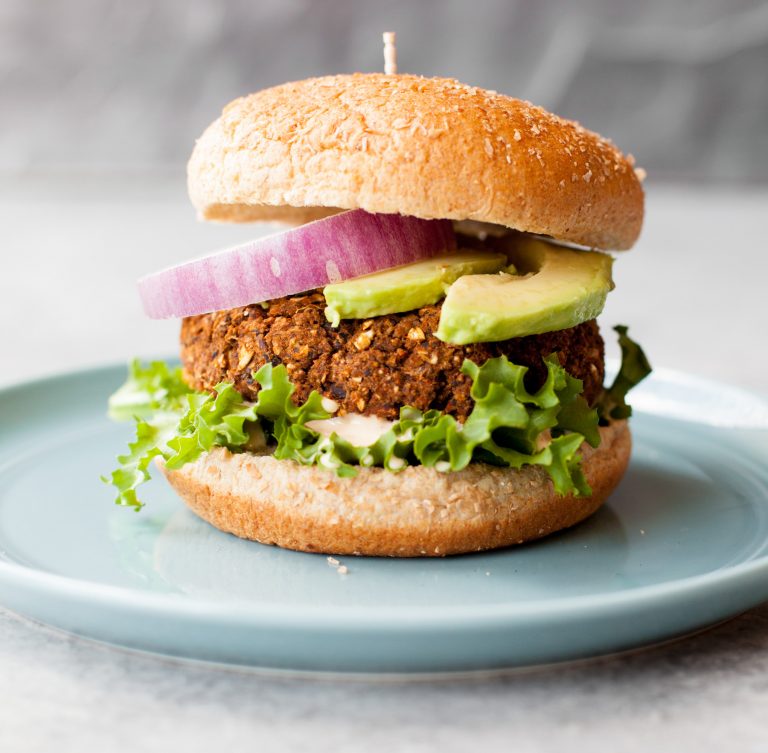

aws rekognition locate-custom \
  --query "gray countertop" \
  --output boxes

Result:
[1,178,767,751]
[3,604,768,753]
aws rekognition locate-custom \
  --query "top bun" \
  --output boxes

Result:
[188,74,644,250]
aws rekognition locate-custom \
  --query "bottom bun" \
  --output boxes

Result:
[160,420,629,557]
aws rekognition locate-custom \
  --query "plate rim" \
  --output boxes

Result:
[3,542,768,629]
[1,361,768,631]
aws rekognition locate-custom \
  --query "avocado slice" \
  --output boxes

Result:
[436,238,614,344]
[324,250,508,324]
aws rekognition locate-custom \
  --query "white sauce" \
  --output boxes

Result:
[306,414,394,447]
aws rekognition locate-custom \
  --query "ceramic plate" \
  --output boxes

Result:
[1,364,768,673]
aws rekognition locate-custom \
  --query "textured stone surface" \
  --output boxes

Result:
[2,604,768,752]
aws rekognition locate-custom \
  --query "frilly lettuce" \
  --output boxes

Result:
[104,327,650,510]
[107,359,193,421]
[598,325,653,422]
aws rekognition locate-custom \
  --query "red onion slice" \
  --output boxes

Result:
[138,210,456,319]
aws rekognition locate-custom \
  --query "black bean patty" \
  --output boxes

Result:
[180,292,605,421]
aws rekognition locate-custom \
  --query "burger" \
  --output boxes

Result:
[105,71,651,557]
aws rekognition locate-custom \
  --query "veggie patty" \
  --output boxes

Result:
[180,293,605,421]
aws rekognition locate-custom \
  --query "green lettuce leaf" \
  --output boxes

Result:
[103,363,334,509]
[598,325,652,421]
[105,327,649,510]
[379,355,596,497]
[107,359,192,421]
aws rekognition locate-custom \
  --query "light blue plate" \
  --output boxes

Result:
[1,364,768,673]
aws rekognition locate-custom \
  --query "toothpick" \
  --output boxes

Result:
[383,31,397,75]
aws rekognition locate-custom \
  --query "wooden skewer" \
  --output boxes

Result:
[383,32,397,75]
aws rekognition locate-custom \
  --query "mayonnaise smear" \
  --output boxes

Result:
[305,414,394,447]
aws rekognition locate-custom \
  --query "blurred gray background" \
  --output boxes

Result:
[1,0,767,388]
[3,0,768,182]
